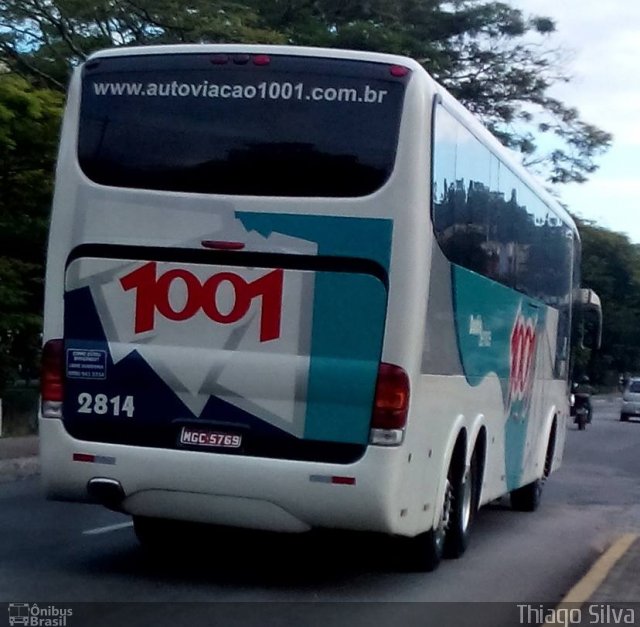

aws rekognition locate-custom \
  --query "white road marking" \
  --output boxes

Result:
[83,521,133,535]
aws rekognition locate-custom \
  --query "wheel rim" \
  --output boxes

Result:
[435,479,452,550]
[460,468,473,533]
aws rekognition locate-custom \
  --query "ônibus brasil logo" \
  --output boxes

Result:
[8,604,72,627]
[509,309,538,408]
[120,262,284,342]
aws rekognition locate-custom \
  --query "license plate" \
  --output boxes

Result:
[179,427,242,449]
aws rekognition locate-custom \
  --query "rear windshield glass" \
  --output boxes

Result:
[78,53,409,197]
[629,381,640,393]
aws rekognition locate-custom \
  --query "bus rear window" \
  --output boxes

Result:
[78,53,408,197]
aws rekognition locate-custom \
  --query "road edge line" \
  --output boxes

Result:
[560,533,638,605]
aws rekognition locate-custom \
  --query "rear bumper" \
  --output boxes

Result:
[40,418,414,535]
[621,401,640,416]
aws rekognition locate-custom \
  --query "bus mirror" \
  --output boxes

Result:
[577,288,602,350]
[579,288,601,308]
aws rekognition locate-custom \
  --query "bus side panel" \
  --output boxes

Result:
[420,244,563,504]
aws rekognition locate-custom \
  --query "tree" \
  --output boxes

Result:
[0,0,610,184]
[575,219,640,384]
[0,0,616,389]
[0,72,62,390]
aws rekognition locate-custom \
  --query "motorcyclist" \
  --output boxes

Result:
[573,375,593,423]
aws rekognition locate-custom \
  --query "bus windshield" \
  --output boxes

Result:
[78,53,408,197]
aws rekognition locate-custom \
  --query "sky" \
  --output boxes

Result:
[512,0,640,242]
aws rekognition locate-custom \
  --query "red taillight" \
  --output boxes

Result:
[371,363,410,430]
[253,54,271,66]
[41,339,64,403]
[389,65,411,78]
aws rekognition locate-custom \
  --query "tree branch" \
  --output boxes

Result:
[0,42,64,90]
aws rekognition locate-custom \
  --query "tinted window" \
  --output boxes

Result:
[432,103,574,307]
[629,381,640,393]
[432,103,575,379]
[78,54,408,197]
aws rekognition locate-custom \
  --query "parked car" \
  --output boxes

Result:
[620,378,640,421]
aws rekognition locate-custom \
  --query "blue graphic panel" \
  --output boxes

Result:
[238,213,392,444]
[236,213,393,271]
[63,214,393,449]
[451,266,547,489]
[304,272,387,443]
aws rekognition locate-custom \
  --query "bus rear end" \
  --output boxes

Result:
[41,46,422,536]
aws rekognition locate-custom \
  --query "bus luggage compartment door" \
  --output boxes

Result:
[62,253,388,463]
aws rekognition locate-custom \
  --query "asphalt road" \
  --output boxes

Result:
[2,396,639,618]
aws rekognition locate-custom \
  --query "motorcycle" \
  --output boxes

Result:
[571,389,592,431]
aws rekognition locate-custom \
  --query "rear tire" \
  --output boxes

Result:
[620,413,629,422]
[444,451,479,559]
[399,477,452,572]
[398,527,444,573]
[510,478,542,512]
[511,420,556,512]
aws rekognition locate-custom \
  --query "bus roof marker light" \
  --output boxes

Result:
[389,65,410,78]
[210,54,229,65]
[233,54,251,65]
[253,54,271,66]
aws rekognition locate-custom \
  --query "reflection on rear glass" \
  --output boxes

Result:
[78,54,408,197]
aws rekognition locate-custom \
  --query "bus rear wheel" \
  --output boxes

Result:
[510,478,542,512]
[444,451,479,559]
[511,422,556,512]
[399,479,451,572]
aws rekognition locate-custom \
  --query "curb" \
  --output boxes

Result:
[0,456,40,483]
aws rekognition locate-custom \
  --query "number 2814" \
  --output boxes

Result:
[78,393,135,417]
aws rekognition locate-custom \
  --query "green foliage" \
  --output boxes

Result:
[0,0,610,184]
[575,219,640,383]
[0,73,62,390]
[0,0,619,390]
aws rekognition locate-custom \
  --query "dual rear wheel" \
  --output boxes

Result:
[510,421,556,512]
[509,478,543,512]
[404,421,554,572]
[402,450,479,572]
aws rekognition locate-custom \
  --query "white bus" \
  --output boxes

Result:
[40,44,600,571]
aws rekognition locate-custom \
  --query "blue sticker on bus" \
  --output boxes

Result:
[66,349,107,380]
